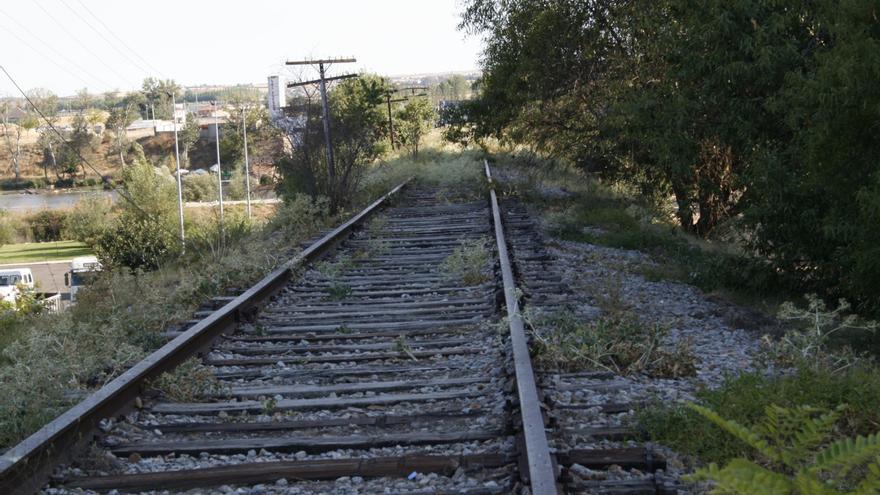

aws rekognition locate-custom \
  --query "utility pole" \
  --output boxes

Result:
[285,57,356,200]
[386,93,395,149]
[242,106,252,219]
[170,91,185,251]
[385,87,428,151]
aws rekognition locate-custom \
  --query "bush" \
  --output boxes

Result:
[95,215,179,271]
[223,168,248,201]
[186,208,256,259]
[637,366,880,467]
[65,194,114,245]
[268,194,331,241]
[28,210,68,242]
[182,173,218,202]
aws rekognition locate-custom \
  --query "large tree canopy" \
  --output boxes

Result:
[459,0,880,313]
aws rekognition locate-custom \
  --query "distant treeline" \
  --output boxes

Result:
[455,0,880,314]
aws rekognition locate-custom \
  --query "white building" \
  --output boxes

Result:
[267,75,286,120]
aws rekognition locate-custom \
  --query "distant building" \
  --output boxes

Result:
[267,76,286,120]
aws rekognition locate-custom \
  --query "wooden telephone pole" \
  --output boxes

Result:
[385,87,428,150]
[285,58,357,186]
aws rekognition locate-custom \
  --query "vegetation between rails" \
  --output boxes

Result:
[441,237,491,286]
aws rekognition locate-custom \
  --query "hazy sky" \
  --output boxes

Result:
[0,0,483,97]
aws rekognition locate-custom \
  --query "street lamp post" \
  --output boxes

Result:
[242,106,252,219]
[171,92,185,252]
[213,101,225,243]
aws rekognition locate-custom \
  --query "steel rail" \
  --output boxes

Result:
[485,160,560,494]
[0,179,411,495]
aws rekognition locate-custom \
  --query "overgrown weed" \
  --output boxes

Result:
[441,237,491,286]
[151,358,226,402]
[527,309,697,378]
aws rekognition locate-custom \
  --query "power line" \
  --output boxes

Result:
[74,0,167,79]
[0,7,115,90]
[58,0,156,79]
[33,1,134,89]
[0,64,173,238]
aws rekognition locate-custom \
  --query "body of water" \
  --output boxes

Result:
[0,189,117,211]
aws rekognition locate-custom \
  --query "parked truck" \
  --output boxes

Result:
[0,267,62,313]
[64,256,102,302]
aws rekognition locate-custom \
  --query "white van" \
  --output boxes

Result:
[65,256,102,302]
[0,268,35,304]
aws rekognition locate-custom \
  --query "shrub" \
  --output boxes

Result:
[95,215,179,271]
[182,173,218,202]
[65,194,114,245]
[186,208,255,259]
[759,294,878,374]
[28,210,68,242]
[223,168,248,201]
[267,194,331,241]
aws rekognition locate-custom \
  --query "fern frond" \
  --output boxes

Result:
[851,459,880,495]
[688,403,783,464]
[689,458,792,495]
[792,472,845,495]
[812,432,880,474]
[783,406,840,468]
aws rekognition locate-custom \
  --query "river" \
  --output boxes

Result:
[0,189,117,211]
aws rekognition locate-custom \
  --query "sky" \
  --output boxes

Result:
[0,0,484,97]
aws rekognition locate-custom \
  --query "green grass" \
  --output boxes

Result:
[0,240,92,264]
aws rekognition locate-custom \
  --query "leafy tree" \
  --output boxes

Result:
[395,97,436,157]
[277,74,391,211]
[178,112,200,167]
[105,94,143,167]
[140,78,181,120]
[96,156,180,270]
[1,99,28,181]
[458,0,880,313]
[55,114,94,180]
[27,89,59,180]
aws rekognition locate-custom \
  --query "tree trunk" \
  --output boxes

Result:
[671,181,696,234]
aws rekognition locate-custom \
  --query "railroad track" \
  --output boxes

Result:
[501,199,680,494]
[0,170,557,494]
[1,164,676,494]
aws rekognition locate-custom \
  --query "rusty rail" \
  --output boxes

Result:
[485,160,560,494]
[0,179,410,495]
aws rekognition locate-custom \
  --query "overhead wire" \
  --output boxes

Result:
[73,0,168,79]
[58,0,156,80]
[33,1,134,89]
[0,7,115,90]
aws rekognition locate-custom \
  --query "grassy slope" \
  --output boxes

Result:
[0,240,92,264]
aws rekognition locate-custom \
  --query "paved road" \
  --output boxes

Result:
[0,260,70,298]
